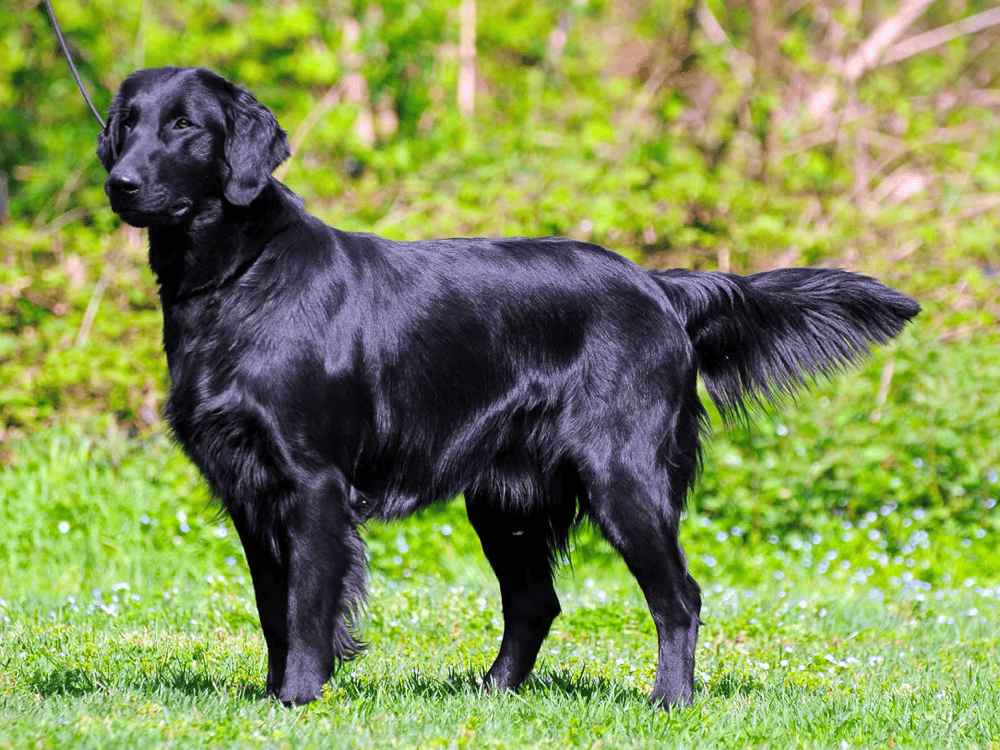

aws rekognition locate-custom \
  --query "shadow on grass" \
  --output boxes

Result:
[25,664,267,702]
[332,666,764,708]
[27,661,757,707]
[332,666,651,707]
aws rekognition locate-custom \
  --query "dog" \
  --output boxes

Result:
[97,66,920,708]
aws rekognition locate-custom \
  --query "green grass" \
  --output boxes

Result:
[3,571,998,748]
[2,412,999,748]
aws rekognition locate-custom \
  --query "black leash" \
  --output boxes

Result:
[43,0,106,129]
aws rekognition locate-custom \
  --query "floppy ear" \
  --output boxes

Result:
[222,86,291,206]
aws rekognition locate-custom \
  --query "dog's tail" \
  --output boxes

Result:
[651,268,920,419]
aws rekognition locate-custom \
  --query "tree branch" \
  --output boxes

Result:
[881,7,1000,67]
[458,0,476,119]
[842,0,934,81]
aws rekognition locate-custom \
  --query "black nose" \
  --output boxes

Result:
[107,170,141,195]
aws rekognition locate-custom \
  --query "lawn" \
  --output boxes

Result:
[2,355,999,748]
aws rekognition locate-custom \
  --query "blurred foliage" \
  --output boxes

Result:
[1,1,999,535]
[695,325,1000,542]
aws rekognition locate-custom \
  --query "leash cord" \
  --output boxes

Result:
[43,0,106,130]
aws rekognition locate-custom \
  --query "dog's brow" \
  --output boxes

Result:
[164,99,190,120]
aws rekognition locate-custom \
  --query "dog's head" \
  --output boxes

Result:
[97,67,291,227]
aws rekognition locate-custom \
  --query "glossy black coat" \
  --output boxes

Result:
[98,66,920,707]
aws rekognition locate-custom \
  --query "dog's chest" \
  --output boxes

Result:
[160,304,295,491]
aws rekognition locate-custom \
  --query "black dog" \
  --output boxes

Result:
[97,67,919,708]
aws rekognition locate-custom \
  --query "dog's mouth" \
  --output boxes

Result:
[167,199,193,220]
[112,198,193,228]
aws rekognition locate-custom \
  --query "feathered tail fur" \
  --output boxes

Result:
[652,268,921,419]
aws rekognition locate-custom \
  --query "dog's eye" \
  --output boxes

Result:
[174,118,193,130]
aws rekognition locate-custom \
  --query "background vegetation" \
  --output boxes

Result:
[2,0,999,746]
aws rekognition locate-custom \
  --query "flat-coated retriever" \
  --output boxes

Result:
[98,66,919,708]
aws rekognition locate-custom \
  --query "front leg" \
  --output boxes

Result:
[280,477,368,705]
[232,474,368,705]
[231,519,289,697]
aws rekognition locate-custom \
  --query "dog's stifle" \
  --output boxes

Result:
[99,66,920,708]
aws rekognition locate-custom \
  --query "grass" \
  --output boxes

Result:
[3,552,1000,748]
[2,543,998,747]
[2,408,999,748]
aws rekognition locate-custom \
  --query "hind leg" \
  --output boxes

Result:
[587,469,702,708]
[465,493,565,691]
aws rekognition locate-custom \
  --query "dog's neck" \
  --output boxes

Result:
[148,179,297,306]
